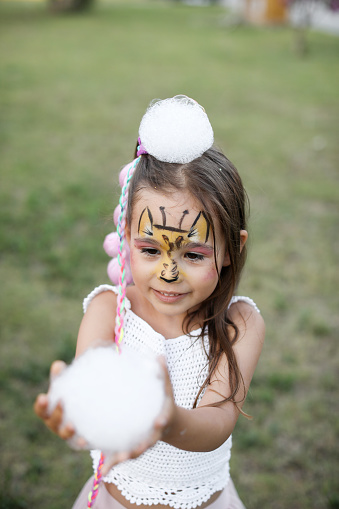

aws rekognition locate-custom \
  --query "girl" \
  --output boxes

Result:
[35,95,265,509]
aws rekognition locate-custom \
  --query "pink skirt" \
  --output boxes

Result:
[72,476,246,509]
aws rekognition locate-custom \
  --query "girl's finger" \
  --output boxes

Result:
[59,422,75,440]
[45,402,64,433]
[129,440,149,459]
[34,393,49,419]
[102,456,116,476]
[154,358,176,437]
[66,434,88,451]
[148,427,162,448]
[102,451,129,475]
[154,397,172,429]
[50,360,67,381]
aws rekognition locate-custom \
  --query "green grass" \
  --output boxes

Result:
[1,0,338,507]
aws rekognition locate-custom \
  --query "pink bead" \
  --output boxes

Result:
[107,256,133,285]
[119,161,133,188]
[107,258,120,285]
[113,205,121,227]
[118,158,139,188]
[103,232,120,257]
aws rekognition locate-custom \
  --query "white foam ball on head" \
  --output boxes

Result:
[139,95,214,164]
[48,346,165,454]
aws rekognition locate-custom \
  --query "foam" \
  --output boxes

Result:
[139,95,214,163]
[48,346,165,454]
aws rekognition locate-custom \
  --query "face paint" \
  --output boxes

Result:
[138,206,210,283]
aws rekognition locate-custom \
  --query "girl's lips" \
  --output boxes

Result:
[152,289,187,303]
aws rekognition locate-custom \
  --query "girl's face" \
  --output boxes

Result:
[126,188,229,322]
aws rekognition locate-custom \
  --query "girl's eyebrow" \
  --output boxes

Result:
[134,237,214,253]
[184,242,214,253]
[134,237,161,247]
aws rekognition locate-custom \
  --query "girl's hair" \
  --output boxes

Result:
[127,145,249,410]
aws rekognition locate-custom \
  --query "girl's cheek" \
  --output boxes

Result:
[201,265,218,282]
[130,250,143,273]
[130,250,159,277]
[130,250,136,266]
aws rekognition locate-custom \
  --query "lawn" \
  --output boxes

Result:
[0,1,338,507]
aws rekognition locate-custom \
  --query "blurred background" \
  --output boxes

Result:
[0,0,338,507]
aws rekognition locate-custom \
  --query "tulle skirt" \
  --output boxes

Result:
[72,476,246,509]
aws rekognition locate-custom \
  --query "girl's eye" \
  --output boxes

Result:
[140,248,160,257]
[185,252,205,261]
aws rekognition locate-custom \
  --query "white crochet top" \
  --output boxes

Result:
[83,285,260,509]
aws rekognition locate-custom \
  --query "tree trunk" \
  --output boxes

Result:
[49,0,94,13]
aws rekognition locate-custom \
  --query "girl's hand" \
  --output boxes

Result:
[34,356,176,475]
[34,360,77,442]
[102,357,176,475]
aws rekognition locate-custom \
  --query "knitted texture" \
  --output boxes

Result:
[83,285,260,509]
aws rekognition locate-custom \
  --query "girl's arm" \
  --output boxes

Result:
[75,291,117,357]
[34,290,173,466]
[34,291,118,439]
[162,301,265,452]
[35,296,264,461]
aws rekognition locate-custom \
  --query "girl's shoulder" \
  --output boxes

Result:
[229,295,261,314]
[228,295,265,345]
[77,285,123,356]
[83,284,131,314]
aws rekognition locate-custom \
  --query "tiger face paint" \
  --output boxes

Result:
[137,205,210,283]
[127,189,226,322]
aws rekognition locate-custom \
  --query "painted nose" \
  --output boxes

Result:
[160,260,179,283]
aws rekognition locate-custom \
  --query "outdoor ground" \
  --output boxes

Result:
[0,0,338,507]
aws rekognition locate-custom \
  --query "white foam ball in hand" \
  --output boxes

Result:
[48,346,165,454]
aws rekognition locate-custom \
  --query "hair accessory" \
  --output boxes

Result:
[138,95,214,164]
[87,452,105,508]
[90,158,139,507]
[136,136,148,157]
[104,158,139,348]
[114,157,140,349]
[104,162,136,288]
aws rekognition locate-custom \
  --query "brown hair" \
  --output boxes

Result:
[127,146,249,409]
